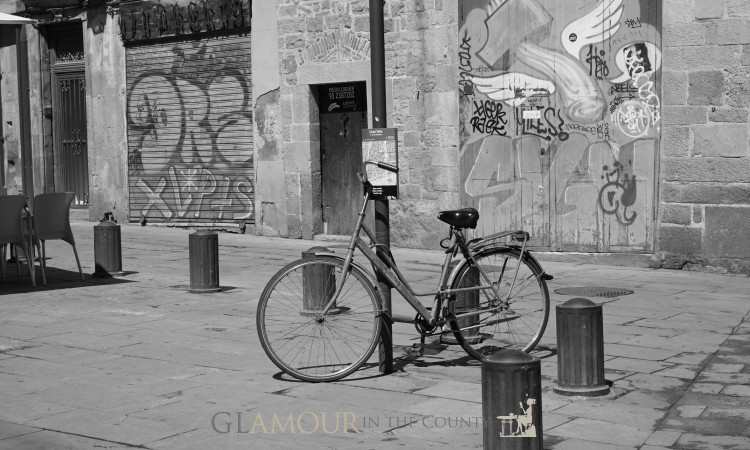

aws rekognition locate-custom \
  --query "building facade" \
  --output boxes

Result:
[1,0,749,273]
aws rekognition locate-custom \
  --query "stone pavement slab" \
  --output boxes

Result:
[0,222,749,449]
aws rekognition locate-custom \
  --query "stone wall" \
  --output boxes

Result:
[277,0,459,246]
[85,7,129,223]
[660,0,750,273]
[385,1,459,249]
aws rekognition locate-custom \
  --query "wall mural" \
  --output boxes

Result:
[459,0,660,251]
[126,38,254,223]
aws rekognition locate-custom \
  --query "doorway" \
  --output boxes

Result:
[317,82,367,235]
[46,22,88,206]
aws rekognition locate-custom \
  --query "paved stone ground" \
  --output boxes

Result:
[0,222,748,449]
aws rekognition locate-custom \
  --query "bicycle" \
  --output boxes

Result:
[257,161,553,382]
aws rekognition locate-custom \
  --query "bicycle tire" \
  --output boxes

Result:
[257,255,382,382]
[446,245,550,359]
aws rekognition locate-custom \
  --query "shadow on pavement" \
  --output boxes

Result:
[0,267,135,295]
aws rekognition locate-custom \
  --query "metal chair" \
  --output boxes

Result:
[32,192,83,284]
[0,195,36,286]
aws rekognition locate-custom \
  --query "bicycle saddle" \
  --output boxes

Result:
[437,208,479,229]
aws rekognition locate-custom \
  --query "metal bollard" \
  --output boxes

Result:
[93,212,123,277]
[554,297,609,396]
[189,230,220,293]
[301,247,334,314]
[442,262,480,344]
[482,349,543,450]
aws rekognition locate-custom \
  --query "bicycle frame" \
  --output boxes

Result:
[319,189,515,330]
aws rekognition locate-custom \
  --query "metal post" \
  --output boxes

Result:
[188,230,220,293]
[369,0,392,374]
[301,247,334,314]
[93,212,123,277]
[554,297,610,396]
[442,262,480,344]
[482,349,543,449]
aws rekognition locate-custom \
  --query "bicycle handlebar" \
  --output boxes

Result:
[358,160,399,186]
[369,161,398,173]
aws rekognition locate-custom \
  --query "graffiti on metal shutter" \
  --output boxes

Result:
[126,37,254,223]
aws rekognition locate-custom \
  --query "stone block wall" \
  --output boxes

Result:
[277,0,459,247]
[660,0,750,273]
[383,0,459,248]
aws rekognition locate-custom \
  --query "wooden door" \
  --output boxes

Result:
[319,82,367,235]
[458,0,660,252]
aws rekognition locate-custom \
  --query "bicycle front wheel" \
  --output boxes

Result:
[447,246,549,359]
[257,256,382,382]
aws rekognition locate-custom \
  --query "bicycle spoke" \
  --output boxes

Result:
[258,257,381,382]
[448,247,549,357]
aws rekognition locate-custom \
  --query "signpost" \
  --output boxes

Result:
[369,0,393,374]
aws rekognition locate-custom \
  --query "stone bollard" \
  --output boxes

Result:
[482,349,543,450]
[189,230,220,293]
[554,297,609,396]
[301,247,334,314]
[93,212,123,277]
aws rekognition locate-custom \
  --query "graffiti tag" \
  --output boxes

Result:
[564,121,610,141]
[598,160,637,225]
[458,30,474,96]
[586,45,609,80]
[471,100,508,136]
[514,106,568,141]
[625,17,642,28]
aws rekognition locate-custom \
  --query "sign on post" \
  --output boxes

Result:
[362,128,398,198]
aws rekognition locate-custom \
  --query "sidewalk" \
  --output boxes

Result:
[0,221,748,449]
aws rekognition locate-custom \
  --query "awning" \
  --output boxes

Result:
[0,12,36,25]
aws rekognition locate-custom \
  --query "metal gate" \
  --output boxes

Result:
[125,34,254,225]
[52,63,88,206]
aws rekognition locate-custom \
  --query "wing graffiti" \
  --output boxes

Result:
[561,0,625,60]
[470,72,555,106]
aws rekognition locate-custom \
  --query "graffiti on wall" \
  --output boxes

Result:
[127,40,254,223]
[459,0,660,250]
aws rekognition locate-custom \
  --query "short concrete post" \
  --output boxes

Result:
[482,349,543,450]
[554,297,609,396]
[189,230,220,293]
[93,212,123,277]
[302,247,334,314]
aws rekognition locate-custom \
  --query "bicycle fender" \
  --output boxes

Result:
[508,245,554,281]
[448,246,553,285]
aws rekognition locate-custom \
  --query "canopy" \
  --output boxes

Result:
[0,12,36,25]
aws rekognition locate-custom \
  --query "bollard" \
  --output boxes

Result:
[554,297,609,396]
[189,230,220,293]
[482,349,543,450]
[93,212,123,277]
[443,262,480,344]
[301,247,334,314]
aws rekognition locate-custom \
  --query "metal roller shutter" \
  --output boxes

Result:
[126,34,253,225]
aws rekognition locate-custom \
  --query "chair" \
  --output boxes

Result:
[0,195,36,286]
[32,192,83,284]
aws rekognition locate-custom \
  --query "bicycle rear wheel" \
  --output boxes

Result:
[257,256,382,382]
[447,246,549,359]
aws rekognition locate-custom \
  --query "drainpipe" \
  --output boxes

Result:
[16,24,34,202]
